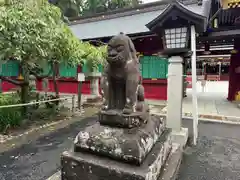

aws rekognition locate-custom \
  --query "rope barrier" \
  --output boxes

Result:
[0,97,70,109]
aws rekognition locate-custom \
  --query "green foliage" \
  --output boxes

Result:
[0,0,60,63]
[0,0,106,88]
[107,0,143,10]
[0,0,86,69]
[0,93,22,132]
[55,25,86,67]
[51,0,84,17]
[0,0,108,131]
[55,28,107,72]
[51,0,143,17]
[0,0,89,105]
[81,43,107,72]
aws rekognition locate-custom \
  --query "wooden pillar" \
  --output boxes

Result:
[228,39,240,101]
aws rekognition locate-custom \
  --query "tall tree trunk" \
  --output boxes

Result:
[21,62,30,115]
[52,62,59,98]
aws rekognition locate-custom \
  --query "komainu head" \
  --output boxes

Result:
[107,33,137,66]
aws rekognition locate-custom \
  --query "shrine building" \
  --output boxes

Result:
[68,0,240,101]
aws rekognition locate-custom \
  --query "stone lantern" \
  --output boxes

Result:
[146,0,208,143]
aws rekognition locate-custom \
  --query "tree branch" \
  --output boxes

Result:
[29,66,53,79]
[88,40,107,46]
[0,76,26,86]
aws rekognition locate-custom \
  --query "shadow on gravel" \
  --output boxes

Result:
[1,117,240,180]
[0,116,97,180]
[178,121,240,180]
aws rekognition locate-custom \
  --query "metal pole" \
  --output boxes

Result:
[191,25,199,145]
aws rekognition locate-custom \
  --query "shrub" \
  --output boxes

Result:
[0,93,22,132]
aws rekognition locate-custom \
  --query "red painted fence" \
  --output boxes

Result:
[2,78,168,100]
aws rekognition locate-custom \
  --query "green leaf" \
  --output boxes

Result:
[0,0,107,76]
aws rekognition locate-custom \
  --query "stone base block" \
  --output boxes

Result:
[46,171,61,180]
[99,109,149,128]
[48,144,182,180]
[171,128,188,149]
[62,129,172,180]
[158,143,182,180]
[74,115,166,165]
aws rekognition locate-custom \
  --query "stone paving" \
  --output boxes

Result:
[149,81,240,120]
[150,95,240,120]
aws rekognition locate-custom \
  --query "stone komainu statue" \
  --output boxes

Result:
[100,33,148,115]
[63,35,175,180]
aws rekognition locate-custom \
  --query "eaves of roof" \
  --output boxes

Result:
[69,0,204,40]
[146,0,211,33]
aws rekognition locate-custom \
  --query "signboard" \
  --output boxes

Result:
[77,73,85,82]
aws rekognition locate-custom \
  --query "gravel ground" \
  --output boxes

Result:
[0,117,240,180]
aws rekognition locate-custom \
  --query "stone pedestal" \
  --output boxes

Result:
[74,114,165,165]
[84,72,102,107]
[87,72,101,97]
[99,108,150,128]
[62,129,172,180]
[61,114,183,180]
[171,128,189,150]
